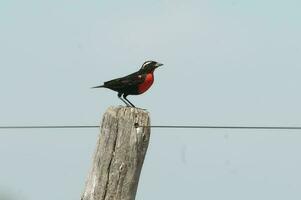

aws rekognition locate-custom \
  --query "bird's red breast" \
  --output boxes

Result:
[138,72,154,94]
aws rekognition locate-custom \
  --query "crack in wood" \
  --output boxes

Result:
[81,106,150,200]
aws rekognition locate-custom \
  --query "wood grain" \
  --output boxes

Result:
[81,106,151,200]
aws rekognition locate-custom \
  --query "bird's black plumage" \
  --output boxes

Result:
[92,61,163,107]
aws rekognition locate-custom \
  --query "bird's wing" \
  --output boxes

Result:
[104,72,146,90]
[120,72,146,85]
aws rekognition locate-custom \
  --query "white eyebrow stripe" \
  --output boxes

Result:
[142,61,152,68]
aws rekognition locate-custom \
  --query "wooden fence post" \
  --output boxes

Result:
[81,106,151,200]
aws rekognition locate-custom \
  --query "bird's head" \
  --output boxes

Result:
[139,60,163,73]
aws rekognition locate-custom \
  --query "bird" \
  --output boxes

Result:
[92,60,163,107]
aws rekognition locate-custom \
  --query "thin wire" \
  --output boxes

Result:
[0,125,301,130]
[141,125,301,130]
[0,125,99,129]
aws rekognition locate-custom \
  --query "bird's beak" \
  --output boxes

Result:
[155,62,163,68]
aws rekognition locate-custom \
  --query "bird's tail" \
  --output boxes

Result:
[91,85,105,89]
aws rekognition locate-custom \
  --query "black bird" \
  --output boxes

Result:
[92,61,163,107]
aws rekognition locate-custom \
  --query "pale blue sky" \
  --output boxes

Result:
[1,0,301,199]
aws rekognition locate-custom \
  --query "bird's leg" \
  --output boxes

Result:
[123,94,136,107]
[118,93,130,106]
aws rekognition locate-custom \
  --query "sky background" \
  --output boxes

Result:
[1,0,301,199]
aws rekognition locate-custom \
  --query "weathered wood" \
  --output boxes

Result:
[81,106,151,200]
